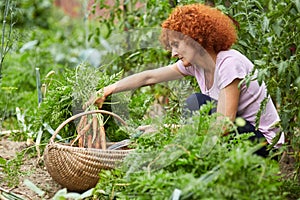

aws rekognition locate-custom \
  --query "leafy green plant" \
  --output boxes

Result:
[28,62,128,144]
[0,152,26,187]
[0,30,75,132]
[90,0,174,41]
[94,106,284,199]
[280,178,300,200]
[12,0,53,28]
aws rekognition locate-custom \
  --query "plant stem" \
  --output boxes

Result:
[0,0,9,79]
[82,0,89,48]
[0,0,14,81]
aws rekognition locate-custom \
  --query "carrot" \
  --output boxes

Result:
[92,115,98,148]
[76,116,87,147]
[100,125,106,150]
[76,115,87,133]
[80,122,91,147]
[87,134,92,148]
[95,127,101,149]
[78,133,83,148]
[71,121,91,147]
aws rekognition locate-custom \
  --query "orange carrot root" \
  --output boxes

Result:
[76,116,87,147]
[92,115,98,148]
[72,121,91,147]
[87,134,92,148]
[95,127,101,149]
[100,125,106,150]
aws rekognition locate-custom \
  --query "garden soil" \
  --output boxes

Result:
[0,136,62,200]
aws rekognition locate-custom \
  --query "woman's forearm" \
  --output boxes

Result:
[110,70,155,94]
[106,64,184,95]
[92,64,183,108]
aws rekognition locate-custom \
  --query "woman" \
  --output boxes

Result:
[88,3,284,156]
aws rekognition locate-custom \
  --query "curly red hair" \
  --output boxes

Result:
[160,3,237,53]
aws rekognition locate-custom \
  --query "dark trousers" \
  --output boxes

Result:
[184,93,269,157]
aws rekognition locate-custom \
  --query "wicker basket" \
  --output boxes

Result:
[44,110,134,192]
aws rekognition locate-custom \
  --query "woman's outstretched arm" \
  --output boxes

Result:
[86,63,185,108]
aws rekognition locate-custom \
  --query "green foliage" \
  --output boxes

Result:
[90,0,174,41]
[280,178,300,200]
[129,88,154,121]
[51,188,94,200]
[0,27,82,130]
[0,187,23,200]
[28,63,125,142]
[30,67,76,140]
[0,1,92,133]
[13,0,54,28]
[0,152,26,187]
[94,107,283,199]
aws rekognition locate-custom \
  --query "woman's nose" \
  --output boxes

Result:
[171,48,178,57]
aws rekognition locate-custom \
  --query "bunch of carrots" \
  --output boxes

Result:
[71,114,107,150]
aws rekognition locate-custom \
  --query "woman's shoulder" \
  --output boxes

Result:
[217,49,245,59]
[217,49,253,68]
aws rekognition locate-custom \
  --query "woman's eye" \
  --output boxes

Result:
[170,41,179,48]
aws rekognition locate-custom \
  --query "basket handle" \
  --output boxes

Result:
[49,110,127,143]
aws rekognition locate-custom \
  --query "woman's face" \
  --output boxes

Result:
[169,38,215,70]
[169,38,195,67]
[169,37,215,70]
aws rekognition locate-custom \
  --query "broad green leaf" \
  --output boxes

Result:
[80,188,94,199]
[254,59,266,66]
[24,179,45,197]
[52,188,68,200]
[0,157,7,165]
[295,0,300,12]
[272,21,283,37]
[266,36,273,44]
[62,193,81,199]
[238,40,249,48]
[248,24,256,38]
[276,87,282,106]
[19,40,39,53]
[295,77,300,88]
[253,0,264,10]
[262,16,269,33]
[278,61,288,75]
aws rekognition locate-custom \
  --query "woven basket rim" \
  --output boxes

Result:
[46,142,135,153]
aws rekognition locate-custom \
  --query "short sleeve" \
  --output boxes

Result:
[176,60,194,76]
[217,57,247,89]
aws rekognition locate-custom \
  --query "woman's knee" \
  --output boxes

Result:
[184,93,216,114]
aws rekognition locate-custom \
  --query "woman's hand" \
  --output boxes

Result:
[82,92,101,110]
[83,85,114,110]
[93,90,106,109]
[137,125,158,134]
